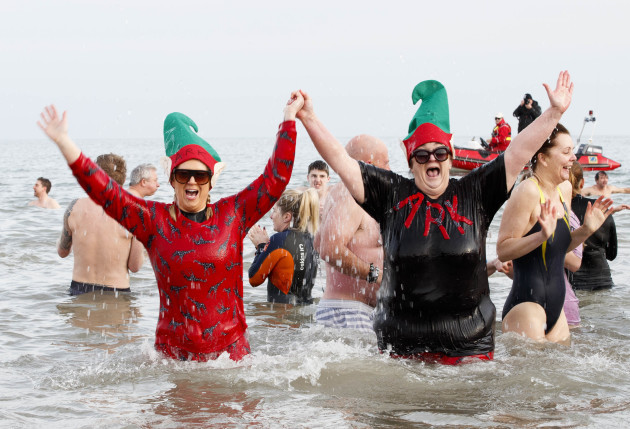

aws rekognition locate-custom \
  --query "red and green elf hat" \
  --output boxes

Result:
[402,80,453,162]
[163,112,225,187]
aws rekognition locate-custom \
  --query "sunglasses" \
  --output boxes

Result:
[172,169,212,185]
[411,147,451,164]
[495,117,502,120]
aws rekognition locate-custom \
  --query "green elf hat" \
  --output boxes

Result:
[162,112,225,188]
[402,80,453,162]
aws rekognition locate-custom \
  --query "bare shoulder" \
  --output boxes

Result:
[47,198,61,209]
[559,180,572,199]
[320,183,363,234]
[64,198,80,215]
[326,183,358,214]
[327,182,351,201]
[503,178,541,217]
[511,178,539,200]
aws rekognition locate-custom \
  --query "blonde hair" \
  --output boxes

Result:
[276,188,319,234]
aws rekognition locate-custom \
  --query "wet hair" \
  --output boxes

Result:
[529,123,570,173]
[595,171,608,181]
[276,188,319,233]
[37,177,52,194]
[307,160,329,176]
[129,163,157,186]
[569,161,584,199]
[96,153,127,186]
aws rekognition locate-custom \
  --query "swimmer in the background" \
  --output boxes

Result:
[28,177,60,209]
[57,153,145,295]
[571,166,630,291]
[582,171,630,198]
[128,163,160,198]
[314,135,389,332]
[306,160,331,217]
[248,189,319,305]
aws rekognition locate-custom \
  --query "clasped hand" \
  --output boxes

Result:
[247,224,269,247]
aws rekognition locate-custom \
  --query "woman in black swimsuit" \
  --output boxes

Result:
[498,124,612,343]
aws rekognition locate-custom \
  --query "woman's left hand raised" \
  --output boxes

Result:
[583,195,614,232]
[538,200,558,241]
[543,70,574,114]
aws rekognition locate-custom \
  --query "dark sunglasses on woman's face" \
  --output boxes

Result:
[412,147,451,164]
[172,169,212,185]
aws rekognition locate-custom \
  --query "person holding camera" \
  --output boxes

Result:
[513,93,542,133]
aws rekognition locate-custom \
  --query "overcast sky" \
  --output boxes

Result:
[1,0,627,143]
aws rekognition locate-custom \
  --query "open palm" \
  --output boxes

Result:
[543,71,574,114]
[37,105,68,143]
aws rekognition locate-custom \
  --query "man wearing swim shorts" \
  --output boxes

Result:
[315,135,389,332]
[58,153,144,295]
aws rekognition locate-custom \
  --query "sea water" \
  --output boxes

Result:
[1,133,630,428]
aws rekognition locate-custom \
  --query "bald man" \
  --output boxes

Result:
[315,135,390,332]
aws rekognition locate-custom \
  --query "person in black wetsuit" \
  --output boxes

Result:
[248,189,319,304]
[296,71,579,364]
[570,170,630,290]
[498,124,613,343]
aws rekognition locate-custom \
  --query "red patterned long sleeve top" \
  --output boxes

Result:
[69,121,296,359]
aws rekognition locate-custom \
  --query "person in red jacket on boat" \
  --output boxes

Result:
[489,113,512,152]
[37,91,304,362]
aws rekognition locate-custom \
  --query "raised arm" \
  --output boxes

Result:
[504,71,574,189]
[236,92,302,231]
[297,91,365,203]
[37,105,80,164]
[38,105,155,245]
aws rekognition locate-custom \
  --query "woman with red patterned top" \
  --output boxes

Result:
[38,91,304,361]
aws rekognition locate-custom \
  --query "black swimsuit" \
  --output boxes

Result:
[570,194,617,290]
[502,180,571,333]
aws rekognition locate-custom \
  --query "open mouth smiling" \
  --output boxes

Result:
[185,189,199,200]
[426,166,441,178]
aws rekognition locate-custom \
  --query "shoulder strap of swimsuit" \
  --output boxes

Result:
[556,186,570,227]
[529,177,545,203]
